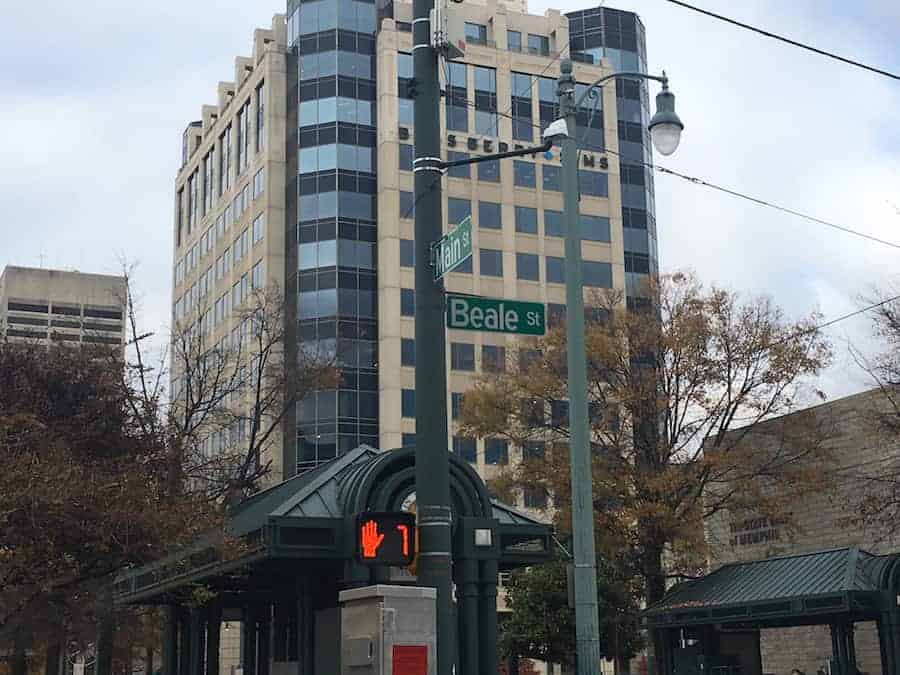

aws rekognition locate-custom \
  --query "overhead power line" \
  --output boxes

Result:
[649,161,900,252]
[662,0,900,82]
[763,293,900,353]
[456,97,900,252]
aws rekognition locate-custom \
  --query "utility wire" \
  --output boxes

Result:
[602,146,900,252]
[759,293,900,354]
[662,0,900,82]
[430,97,900,252]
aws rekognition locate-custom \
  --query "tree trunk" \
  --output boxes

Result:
[641,536,667,675]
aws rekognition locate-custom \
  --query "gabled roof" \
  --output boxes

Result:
[115,445,553,605]
[229,446,377,536]
[645,547,897,627]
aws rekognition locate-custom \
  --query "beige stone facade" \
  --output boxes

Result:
[706,389,900,675]
[0,265,125,348]
[171,15,289,483]
[376,0,624,508]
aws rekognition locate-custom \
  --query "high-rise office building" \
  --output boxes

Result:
[0,265,126,348]
[172,1,656,504]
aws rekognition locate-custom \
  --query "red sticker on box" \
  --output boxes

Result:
[392,645,427,675]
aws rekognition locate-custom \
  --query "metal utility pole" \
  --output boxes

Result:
[411,0,454,673]
[557,58,602,675]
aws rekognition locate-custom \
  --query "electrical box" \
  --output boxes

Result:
[339,585,436,675]
[430,0,465,60]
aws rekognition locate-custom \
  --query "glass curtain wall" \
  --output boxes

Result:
[289,0,380,472]
[567,6,657,308]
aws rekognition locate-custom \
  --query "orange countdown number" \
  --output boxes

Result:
[396,524,410,557]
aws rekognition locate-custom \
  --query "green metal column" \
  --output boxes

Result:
[478,559,499,675]
[178,610,191,675]
[296,578,315,675]
[163,605,179,675]
[205,604,221,675]
[189,609,204,675]
[272,597,289,663]
[878,611,900,675]
[94,615,114,675]
[257,605,271,675]
[411,0,453,671]
[557,56,602,675]
[242,607,258,675]
[456,559,480,675]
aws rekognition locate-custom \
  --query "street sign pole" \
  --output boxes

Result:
[411,1,454,673]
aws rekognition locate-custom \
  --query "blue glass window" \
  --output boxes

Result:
[399,143,413,171]
[400,190,415,218]
[579,170,608,197]
[477,159,500,182]
[401,338,415,366]
[447,151,470,179]
[542,164,561,191]
[511,72,533,141]
[400,239,414,267]
[453,436,476,463]
[514,161,536,188]
[582,215,611,242]
[544,209,563,237]
[464,22,487,44]
[479,201,501,229]
[446,62,468,132]
[546,256,565,283]
[402,389,415,417]
[473,66,498,137]
[516,253,539,281]
[515,206,537,234]
[485,438,508,465]
[401,288,415,316]
[479,248,503,277]
[447,197,471,226]
[583,260,612,287]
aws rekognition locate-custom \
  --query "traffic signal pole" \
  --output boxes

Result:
[411,0,454,673]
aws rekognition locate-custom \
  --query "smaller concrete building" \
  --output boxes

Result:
[0,266,126,349]
[706,388,900,675]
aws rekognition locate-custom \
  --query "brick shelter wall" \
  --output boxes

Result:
[705,389,900,675]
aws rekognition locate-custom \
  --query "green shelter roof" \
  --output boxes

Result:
[114,445,553,605]
[645,547,900,628]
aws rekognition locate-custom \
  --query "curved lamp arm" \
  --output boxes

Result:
[573,71,669,109]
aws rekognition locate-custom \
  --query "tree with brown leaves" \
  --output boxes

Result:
[460,271,832,657]
[0,271,334,673]
[849,284,900,533]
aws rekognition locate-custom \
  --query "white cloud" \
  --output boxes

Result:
[1,0,898,401]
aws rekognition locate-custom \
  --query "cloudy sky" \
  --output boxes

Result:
[1,0,898,400]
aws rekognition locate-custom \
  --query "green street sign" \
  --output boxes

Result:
[446,294,546,336]
[432,216,472,280]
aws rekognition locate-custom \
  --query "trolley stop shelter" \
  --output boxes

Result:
[112,446,553,675]
[643,547,900,675]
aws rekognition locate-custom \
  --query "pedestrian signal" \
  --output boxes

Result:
[355,512,417,566]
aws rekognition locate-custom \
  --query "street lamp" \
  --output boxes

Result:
[648,81,684,156]
[549,58,684,675]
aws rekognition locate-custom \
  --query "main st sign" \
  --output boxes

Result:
[446,294,545,336]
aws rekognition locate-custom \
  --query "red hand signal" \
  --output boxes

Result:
[360,519,385,558]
